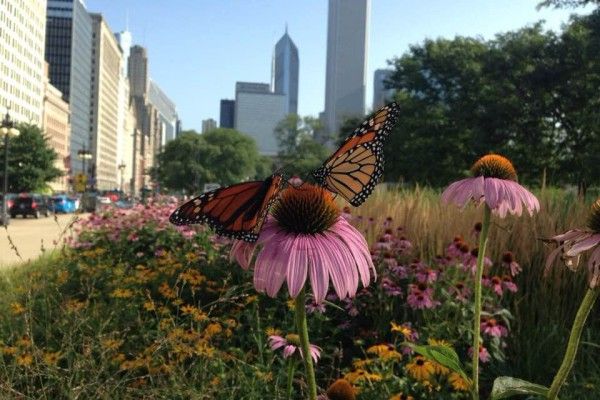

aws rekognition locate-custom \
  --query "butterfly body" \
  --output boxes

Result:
[169,173,283,242]
[313,102,399,206]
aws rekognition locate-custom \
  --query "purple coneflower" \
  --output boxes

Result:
[442,154,539,396]
[230,185,374,303]
[545,199,600,287]
[480,318,508,338]
[268,334,321,363]
[502,251,522,277]
[545,198,600,398]
[407,283,439,310]
[441,154,540,218]
[468,345,491,363]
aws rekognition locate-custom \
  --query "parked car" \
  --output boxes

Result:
[50,195,77,213]
[10,194,52,218]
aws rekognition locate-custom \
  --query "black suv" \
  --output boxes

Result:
[10,194,52,219]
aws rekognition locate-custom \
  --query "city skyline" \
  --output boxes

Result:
[83,0,592,132]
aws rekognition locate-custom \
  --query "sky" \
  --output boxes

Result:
[84,0,593,132]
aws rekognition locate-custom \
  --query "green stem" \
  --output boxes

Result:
[286,359,295,400]
[472,205,491,400]
[295,288,318,400]
[548,287,599,399]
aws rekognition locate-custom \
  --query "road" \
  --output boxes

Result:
[0,213,85,267]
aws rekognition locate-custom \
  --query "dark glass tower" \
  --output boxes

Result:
[220,99,235,128]
[45,0,93,175]
[272,27,299,115]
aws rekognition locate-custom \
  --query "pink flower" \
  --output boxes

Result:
[485,276,505,296]
[545,199,600,288]
[268,335,321,363]
[502,251,522,276]
[441,154,540,218]
[230,185,374,303]
[450,281,471,302]
[416,268,438,284]
[407,283,440,309]
[481,318,508,338]
[468,345,491,363]
[501,275,518,294]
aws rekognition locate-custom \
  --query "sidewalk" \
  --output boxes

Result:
[0,213,84,267]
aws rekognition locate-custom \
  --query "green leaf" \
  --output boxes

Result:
[491,376,550,399]
[403,342,469,382]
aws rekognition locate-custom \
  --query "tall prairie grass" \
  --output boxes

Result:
[355,185,598,389]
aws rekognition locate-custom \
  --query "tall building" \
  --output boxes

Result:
[115,30,132,74]
[148,79,178,145]
[90,13,122,191]
[323,0,370,138]
[128,45,148,98]
[202,118,217,133]
[220,99,235,128]
[373,69,394,110]
[235,82,286,156]
[42,63,71,192]
[45,0,93,177]
[272,27,299,115]
[0,0,47,124]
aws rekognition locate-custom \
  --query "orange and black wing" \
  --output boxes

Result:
[313,102,399,206]
[169,173,284,242]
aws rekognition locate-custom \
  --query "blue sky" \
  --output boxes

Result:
[85,0,592,131]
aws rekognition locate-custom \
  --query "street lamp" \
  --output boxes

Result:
[118,162,126,193]
[1,110,20,227]
[77,147,92,191]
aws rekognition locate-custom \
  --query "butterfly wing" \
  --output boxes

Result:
[169,173,284,242]
[313,102,399,206]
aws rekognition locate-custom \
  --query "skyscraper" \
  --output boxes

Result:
[272,27,299,115]
[90,13,122,190]
[372,69,394,110]
[202,119,217,133]
[234,82,286,156]
[45,0,93,176]
[1,0,47,125]
[323,0,370,138]
[148,79,179,144]
[128,45,148,98]
[220,99,235,128]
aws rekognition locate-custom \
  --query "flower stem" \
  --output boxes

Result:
[295,288,318,400]
[286,359,295,400]
[548,287,599,399]
[472,205,491,399]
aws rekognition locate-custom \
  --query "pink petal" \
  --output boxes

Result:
[566,234,600,257]
[308,236,334,303]
[551,229,589,243]
[287,236,308,298]
[283,345,297,358]
[254,239,288,297]
[321,233,353,298]
[268,335,287,351]
[230,240,256,270]
[335,219,375,286]
[588,246,600,288]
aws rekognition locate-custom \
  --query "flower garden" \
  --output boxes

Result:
[1,157,599,399]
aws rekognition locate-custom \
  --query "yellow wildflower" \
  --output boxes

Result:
[10,302,25,315]
[265,327,282,337]
[64,299,86,312]
[366,343,402,360]
[2,346,17,356]
[406,356,435,382]
[203,322,222,338]
[16,353,33,366]
[245,295,258,304]
[16,335,31,347]
[352,358,373,369]
[143,300,156,311]
[344,369,383,384]
[159,282,176,299]
[391,322,415,341]
[111,288,134,298]
[448,372,470,391]
[56,270,69,284]
[43,351,61,365]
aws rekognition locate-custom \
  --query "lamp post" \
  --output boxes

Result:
[77,147,92,192]
[1,110,20,227]
[118,162,126,193]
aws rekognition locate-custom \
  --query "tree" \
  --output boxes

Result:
[0,123,62,192]
[538,0,600,9]
[151,128,264,193]
[274,115,329,178]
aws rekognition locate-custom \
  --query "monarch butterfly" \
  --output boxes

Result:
[313,102,399,206]
[169,173,284,242]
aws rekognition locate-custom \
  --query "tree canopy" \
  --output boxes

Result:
[151,128,265,193]
[274,114,329,178]
[0,123,62,193]
[382,10,600,192]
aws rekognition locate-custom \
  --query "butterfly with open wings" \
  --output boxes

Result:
[169,102,399,242]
